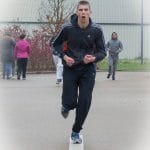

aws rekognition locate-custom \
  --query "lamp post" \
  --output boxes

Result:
[141,0,144,64]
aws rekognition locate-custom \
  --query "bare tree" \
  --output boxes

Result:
[38,0,75,35]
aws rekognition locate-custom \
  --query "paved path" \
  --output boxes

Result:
[0,72,150,150]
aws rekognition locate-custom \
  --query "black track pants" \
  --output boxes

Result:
[62,64,96,133]
[17,58,28,78]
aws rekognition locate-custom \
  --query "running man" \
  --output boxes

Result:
[53,0,106,144]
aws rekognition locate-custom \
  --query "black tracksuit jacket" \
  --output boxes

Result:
[53,14,106,69]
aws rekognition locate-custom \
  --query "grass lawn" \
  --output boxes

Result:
[98,59,150,71]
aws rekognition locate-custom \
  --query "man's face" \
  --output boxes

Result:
[76,4,91,23]
[112,33,117,40]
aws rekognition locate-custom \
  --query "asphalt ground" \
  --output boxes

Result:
[0,72,150,150]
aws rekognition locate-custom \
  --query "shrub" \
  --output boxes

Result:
[0,25,55,72]
[28,30,54,72]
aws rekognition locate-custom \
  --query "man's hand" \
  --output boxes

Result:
[83,55,96,64]
[63,55,75,67]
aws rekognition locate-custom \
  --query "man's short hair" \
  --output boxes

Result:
[77,0,91,9]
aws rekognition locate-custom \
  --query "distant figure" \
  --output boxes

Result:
[14,34,30,80]
[0,32,16,79]
[49,35,63,84]
[106,32,123,80]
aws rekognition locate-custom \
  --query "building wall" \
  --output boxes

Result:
[90,0,141,23]
[0,0,150,59]
[102,25,141,59]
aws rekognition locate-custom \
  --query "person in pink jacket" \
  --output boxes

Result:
[14,34,30,80]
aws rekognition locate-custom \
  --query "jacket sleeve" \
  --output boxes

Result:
[93,27,106,62]
[11,38,16,48]
[53,26,68,58]
[116,41,123,53]
[27,43,30,55]
[119,41,123,52]
[14,45,17,59]
[106,41,110,51]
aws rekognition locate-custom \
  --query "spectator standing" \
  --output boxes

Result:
[0,32,16,79]
[14,34,30,80]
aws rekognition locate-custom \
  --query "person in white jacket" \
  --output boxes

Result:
[49,36,63,84]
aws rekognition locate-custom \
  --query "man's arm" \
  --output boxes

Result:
[116,41,123,53]
[53,27,67,59]
[53,26,75,66]
[93,28,107,62]
[83,27,106,64]
[106,41,111,51]
[14,45,17,59]
[12,38,16,47]
[119,41,123,52]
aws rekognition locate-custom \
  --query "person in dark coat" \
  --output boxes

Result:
[0,32,16,79]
